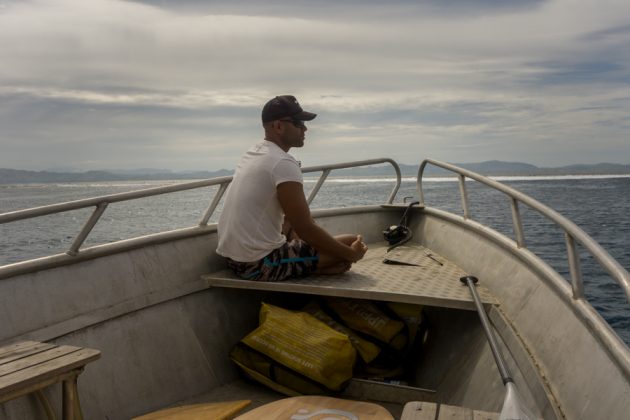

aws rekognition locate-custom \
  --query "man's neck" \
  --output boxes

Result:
[264,137,290,152]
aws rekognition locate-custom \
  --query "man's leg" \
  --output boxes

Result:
[315,234,359,274]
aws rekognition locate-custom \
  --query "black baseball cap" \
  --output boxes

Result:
[261,95,317,123]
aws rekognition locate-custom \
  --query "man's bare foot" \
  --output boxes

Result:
[350,234,368,262]
[316,261,352,275]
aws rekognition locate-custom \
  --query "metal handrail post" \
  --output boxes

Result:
[385,160,402,204]
[302,158,401,205]
[416,160,429,206]
[510,197,526,248]
[67,202,109,256]
[458,174,471,219]
[566,232,585,300]
[307,169,331,205]
[199,182,230,226]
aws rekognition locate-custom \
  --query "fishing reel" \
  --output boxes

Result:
[382,225,410,245]
[382,200,420,247]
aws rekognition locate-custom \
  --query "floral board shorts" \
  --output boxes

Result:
[226,239,319,282]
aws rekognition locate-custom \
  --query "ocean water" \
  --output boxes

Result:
[1,175,629,345]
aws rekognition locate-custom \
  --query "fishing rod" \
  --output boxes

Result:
[460,275,536,420]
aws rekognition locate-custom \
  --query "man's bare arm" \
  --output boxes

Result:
[277,181,366,262]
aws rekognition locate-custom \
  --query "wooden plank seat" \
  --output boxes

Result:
[0,340,101,420]
[133,400,252,420]
[203,243,497,310]
[401,401,499,420]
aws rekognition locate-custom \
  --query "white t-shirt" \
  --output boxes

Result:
[216,140,303,262]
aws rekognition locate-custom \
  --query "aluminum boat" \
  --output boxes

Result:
[1,159,629,419]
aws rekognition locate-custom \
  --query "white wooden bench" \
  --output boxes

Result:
[0,340,100,420]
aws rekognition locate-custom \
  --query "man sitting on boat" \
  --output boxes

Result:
[216,95,368,281]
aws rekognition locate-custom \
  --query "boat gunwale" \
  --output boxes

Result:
[420,205,630,384]
[1,158,628,383]
[417,158,630,304]
[0,159,401,258]
[0,205,393,280]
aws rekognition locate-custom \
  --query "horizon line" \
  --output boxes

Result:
[3,159,630,174]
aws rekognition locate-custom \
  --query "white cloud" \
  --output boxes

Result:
[1,0,630,170]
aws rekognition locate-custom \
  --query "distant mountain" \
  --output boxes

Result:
[107,168,177,175]
[330,161,541,177]
[438,161,630,176]
[333,160,630,177]
[454,160,540,175]
[449,161,630,176]
[538,163,630,175]
[0,168,233,184]
[1,161,630,184]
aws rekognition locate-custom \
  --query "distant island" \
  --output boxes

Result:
[0,168,233,184]
[1,161,630,184]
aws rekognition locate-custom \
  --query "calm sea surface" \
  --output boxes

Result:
[1,175,629,345]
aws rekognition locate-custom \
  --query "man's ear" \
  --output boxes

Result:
[273,120,285,132]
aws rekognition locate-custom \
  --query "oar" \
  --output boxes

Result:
[460,275,536,420]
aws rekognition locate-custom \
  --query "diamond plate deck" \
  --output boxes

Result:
[203,243,497,310]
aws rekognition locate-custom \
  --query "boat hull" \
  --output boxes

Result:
[1,205,628,419]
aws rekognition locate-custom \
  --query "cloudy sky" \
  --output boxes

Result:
[1,0,629,171]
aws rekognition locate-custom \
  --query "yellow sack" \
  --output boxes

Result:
[230,345,324,396]
[325,298,404,343]
[386,301,427,347]
[303,301,381,363]
[232,303,356,393]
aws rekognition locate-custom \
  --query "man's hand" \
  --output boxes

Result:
[277,181,367,264]
[350,234,368,262]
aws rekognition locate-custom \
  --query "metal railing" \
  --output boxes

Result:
[417,158,630,304]
[302,158,401,205]
[0,158,400,264]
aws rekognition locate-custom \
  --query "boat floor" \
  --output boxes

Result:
[203,242,497,311]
